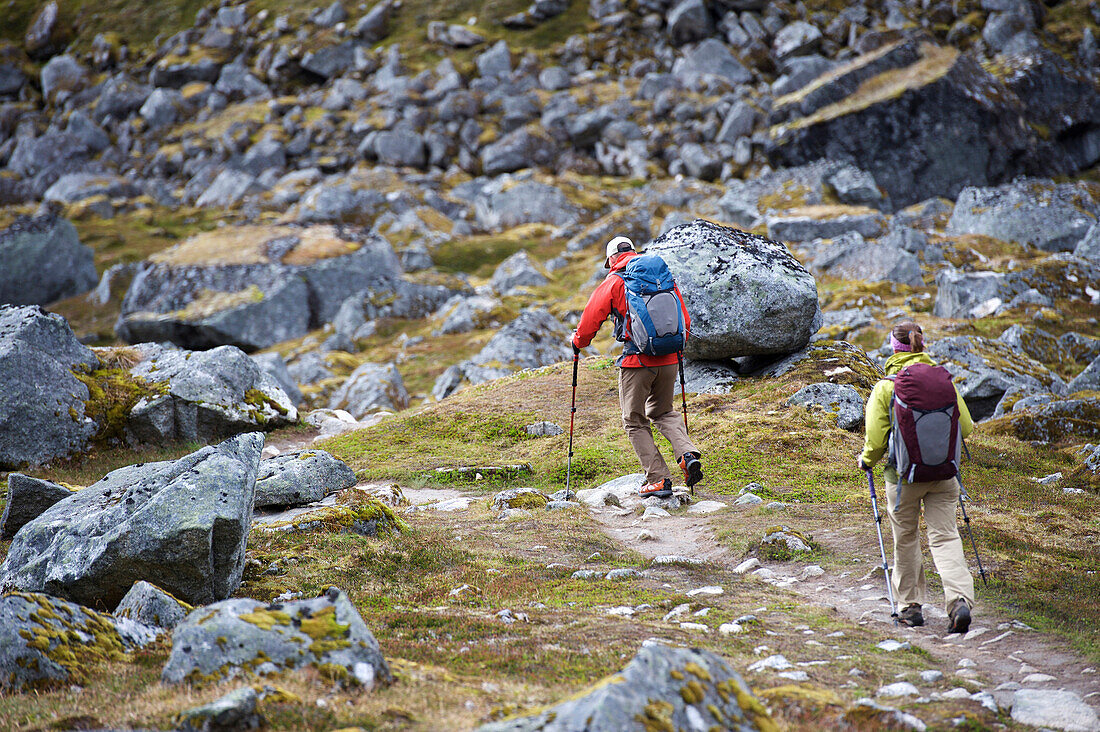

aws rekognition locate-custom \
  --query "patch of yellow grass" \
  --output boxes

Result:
[150,226,360,267]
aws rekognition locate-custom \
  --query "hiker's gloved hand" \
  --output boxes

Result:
[858,459,871,472]
[572,342,580,356]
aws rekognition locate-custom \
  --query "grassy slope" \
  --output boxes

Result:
[3,352,1095,730]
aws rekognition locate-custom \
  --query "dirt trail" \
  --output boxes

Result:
[589,488,1100,712]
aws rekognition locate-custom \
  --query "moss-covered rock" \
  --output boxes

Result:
[256,494,409,536]
[0,591,138,691]
[161,586,392,689]
[491,487,550,511]
[986,395,1100,443]
[475,641,777,731]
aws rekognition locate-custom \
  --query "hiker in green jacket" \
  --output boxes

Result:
[859,321,976,633]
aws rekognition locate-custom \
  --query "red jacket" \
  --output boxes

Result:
[572,251,690,368]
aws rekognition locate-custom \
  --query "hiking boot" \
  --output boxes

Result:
[639,477,673,499]
[677,452,703,487]
[898,603,924,627]
[947,598,972,635]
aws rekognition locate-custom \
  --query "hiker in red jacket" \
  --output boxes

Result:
[571,236,703,498]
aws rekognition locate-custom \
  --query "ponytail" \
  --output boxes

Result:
[891,321,924,353]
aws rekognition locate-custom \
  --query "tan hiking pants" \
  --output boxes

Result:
[885,477,975,611]
[619,365,696,484]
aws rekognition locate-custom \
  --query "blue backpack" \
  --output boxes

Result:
[614,254,686,357]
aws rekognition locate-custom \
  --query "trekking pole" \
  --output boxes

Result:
[956,473,989,587]
[865,468,899,624]
[566,352,579,494]
[677,351,689,432]
[677,351,692,495]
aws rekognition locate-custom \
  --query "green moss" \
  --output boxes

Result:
[300,606,352,656]
[635,700,675,732]
[260,498,410,535]
[679,679,705,704]
[244,387,291,424]
[237,608,293,631]
[73,368,168,445]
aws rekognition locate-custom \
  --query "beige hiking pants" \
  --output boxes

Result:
[885,477,975,611]
[619,365,696,484]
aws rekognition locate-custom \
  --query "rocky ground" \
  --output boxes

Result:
[2,0,1100,728]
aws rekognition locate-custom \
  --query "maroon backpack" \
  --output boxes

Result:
[887,363,962,484]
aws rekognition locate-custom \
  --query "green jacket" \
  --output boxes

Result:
[860,351,975,484]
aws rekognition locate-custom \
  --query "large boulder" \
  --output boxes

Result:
[476,641,774,731]
[0,305,99,470]
[490,250,548,294]
[126,344,297,444]
[786,382,864,430]
[768,38,1036,208]
[808,233,923,287]
[946,179,1099,252]
[473,180,580,231]
[992,396,1100,443]
[672,38,752,87]
[480,128,558,176]
[0,591,150,692]
[114,581,192,631]
[928,336,1066,421]
[0,216,98,306]
[433,308,572,399]
[254,449,357,508]
[0,433,263,608]
[1,474,76,539]
[328,362,410,419]
[645,219,821,359]
[161,586,392,688]
[116,226,402,351]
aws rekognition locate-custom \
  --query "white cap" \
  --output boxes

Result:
[604,236,636,268]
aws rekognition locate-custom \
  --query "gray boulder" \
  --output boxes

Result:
[150,56,222,88]
[1068,354,1100,394]
[255,449,357,508]
[303,41,362,79]
[666,0,713,46]
[356,0,394,41]
[0,591,153,691]
[328,362,409,418]
[176,687,263,732]
[786,382,864,430]
[0,62,26,96]
[432,294,502,335]
[681,360,740,394]
[481,128,557,175]
[932,268,1021,319]
[370,129,427,169]
[768,39,1037,208]
[117,227,401,350]
[1,474,76,540]
[1077,223,1100,262]
[115,580,192,631]
[717,160,872,228]
[0,216,98,306]
[43,173,139,205]
[435,308,572,398]
[0,433,263,608]
[476,40,513,79]
[476,641,772,731]
[126,345,297,444]
[998,396,1100,442]
[40,54,89,102]
[295,182,386,223]
[490,250,548,294]
[1061,331,1100,365]
[809,233,923,287]
[773,21,822,59]
[140,88,185,129]
[766,208,887,242]
[672,38,752,87]
[679,143,722,181]
[0,305,99,470]
[94,74,152,122]
[474,180,579,231]
[646,219,821,359]
[928,335,1065,421]
[998,325,1069,370]
[162,586,392,688]
[195,168,259,208]
[215,60,272,100]
[946,179,1100,252]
